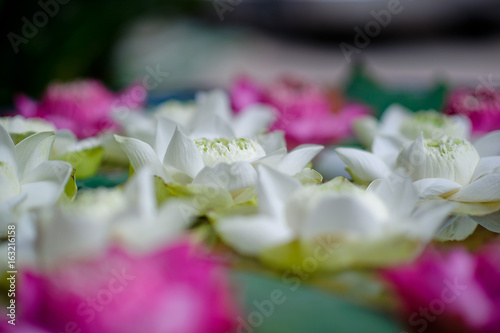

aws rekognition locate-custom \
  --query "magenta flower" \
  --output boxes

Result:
[15,79,145,139]
[445,88,500,136]
[16,242,238,333]
[383,244,500,333]
[230,76,370,148]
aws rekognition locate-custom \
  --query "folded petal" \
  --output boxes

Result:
[257,165,301,217]
[301,195,382,240]
[473,130,500,157]
[452,201,500,216]
[368,176,419,217]
[379,104,411,135]
[15,131,54,179]
[189,114,235,139]
[163,127,204,178]
[336,148,391,184]
[256,131,286,154]
[114,135,172,182]
[277,144,323,176]
[233,104,276,137]
[154,116,177,161]
[372,135,406,168]
[0,161,21,203]
[124,167,156,220]
[471,156,500,181]
[193,162,257,193]
[216,215,294,255]
[413,178,462,199]
[470,211,500,233]
[435,215,478,241]
[448,174,500,202]
[21,161,72,209]
[408,200,456,240]
[0,123,16,169]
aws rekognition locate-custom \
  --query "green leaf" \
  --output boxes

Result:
[344,62,448,116]
[57,146,105,179]
[60,168,78,202]
[231,271,403,333]
[154,176,234,215]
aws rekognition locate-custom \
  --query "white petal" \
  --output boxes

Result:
[124,167,156,220]
[37,209,108,267]
[413,178,462,199]
[471,156,500,182]
[194,89,232,122]
[379,104,411,135]
[372,135,406,168]
[0,123,16,169]
[233,104,276,137]
[154,116,177,161]
[474,130,500,157]
[277,144,323,176]
[257,165,301,217]
[256,131,286,154]
[368,176,419,217]
[117,199,193,251]
[189,114,235,139]
[336,148,391,184]
[192,162,257,192]
[352,116,378,148]
[470,211,500,233]
[0,161,21,203]
[216,215,294,255]
[409,200,456,240]
[21,161,72,209]
[301,195,381,240]
[435,215,478,241]
[448,174,500,202]
[450,114,472,140]
[114,135,171,181]
[312,147,351,180]
[163,127,204,178]
[15,131,54,179]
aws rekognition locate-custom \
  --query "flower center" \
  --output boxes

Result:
[400,111,466,140]
[397,136,480,186]
[194,138,266,166]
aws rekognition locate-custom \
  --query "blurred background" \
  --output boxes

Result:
[1,0,500,106]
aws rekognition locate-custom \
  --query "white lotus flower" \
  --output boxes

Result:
[24,167,193,268]
[215,166,453,270]
[115,116,323,199]
[0,123,72,226]
[0,115,55,136]
[353,104,470,148]
[116,89,276,146]
[337,132,500,240]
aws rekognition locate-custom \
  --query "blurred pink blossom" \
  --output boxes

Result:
[445,88,500,136]
[230,76,371,148]
[15,79,145,139]
[16,242,238,333]
[383,244,500,333]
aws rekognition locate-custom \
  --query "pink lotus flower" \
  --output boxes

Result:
[15,79,145,139]
[16,242,238,333]
[230,76,371,149]
[445,88,500,136]
[383,244,500,333]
